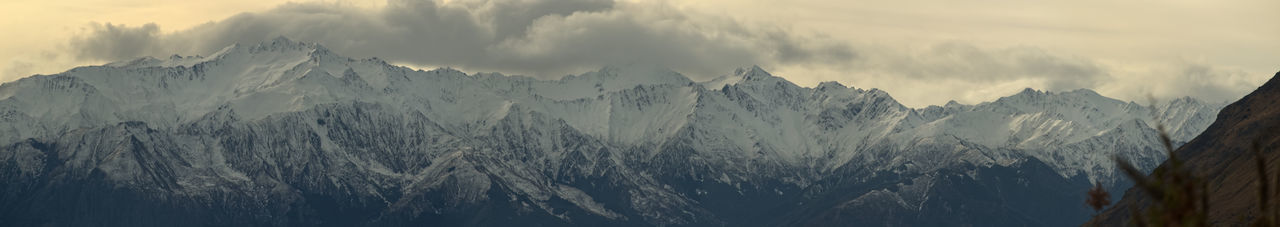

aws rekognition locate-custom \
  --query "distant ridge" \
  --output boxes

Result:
[0,37,1226,226]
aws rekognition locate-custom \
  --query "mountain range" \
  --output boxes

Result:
[0,37,1224,226]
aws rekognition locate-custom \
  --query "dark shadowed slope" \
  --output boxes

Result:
[1088,71,1280,226]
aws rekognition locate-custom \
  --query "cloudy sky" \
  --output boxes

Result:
[1,0,1276,107]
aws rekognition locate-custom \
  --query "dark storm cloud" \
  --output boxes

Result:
[67,0,857,79]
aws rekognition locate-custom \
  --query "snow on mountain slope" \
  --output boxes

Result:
[0,36,1220,182]
[0,37,1224,226]
[897,88,1224,183]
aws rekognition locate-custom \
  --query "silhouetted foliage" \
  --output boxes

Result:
[1087,181,1111,213]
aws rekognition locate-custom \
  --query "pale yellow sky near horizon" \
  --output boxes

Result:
[1,0,1276,107]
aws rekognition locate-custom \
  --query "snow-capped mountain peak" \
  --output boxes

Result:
[250,36,323,52]
[814,81,847,91]
[738,65,774,81]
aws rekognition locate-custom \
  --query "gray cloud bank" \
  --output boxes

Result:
[857,42,1109,91]
[69,0,854,79]
[65,0,1266,106]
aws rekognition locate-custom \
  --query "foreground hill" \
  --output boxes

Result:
[1088,71,1280,226]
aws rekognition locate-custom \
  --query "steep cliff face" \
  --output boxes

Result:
[0,38,1223,226]
[1089,71,1280,226]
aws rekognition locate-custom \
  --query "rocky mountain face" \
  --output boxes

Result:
[0,38,1223,226]
[1089,71,1280,226]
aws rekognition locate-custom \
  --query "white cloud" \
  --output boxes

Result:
[1097,60,1269,104]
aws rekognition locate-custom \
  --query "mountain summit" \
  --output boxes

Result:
[0,38,1224,226]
